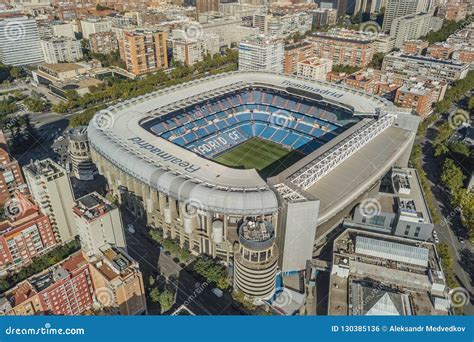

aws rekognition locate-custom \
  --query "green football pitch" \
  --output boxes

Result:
[213,138,305,178]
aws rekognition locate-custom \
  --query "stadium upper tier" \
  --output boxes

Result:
[87,71,397,215]
[145,89,360,158]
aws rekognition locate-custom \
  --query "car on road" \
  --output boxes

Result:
[127,224,135,234]
[434,236,439,244]
[211,288,223,298]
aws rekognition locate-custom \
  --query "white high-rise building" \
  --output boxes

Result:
[23,159,77,243]
[73,192,126,257]
[171,29,220,66]
[80,18,112,39]
[239,36,284,72]
[382,0,432,32]
[390,12,439,48]
[41,37,83,63]
[0,17,44,66]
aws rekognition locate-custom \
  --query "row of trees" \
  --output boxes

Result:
[56,49,238,118]
[422,18,472,44]
[0,239,81,293]
[193,257,229,290]
[148,228,190,262]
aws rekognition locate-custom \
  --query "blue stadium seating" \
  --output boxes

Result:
[146,88,359,158]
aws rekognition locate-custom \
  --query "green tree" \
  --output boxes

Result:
[158,290,174,313]
[440,158,465,192]
[149,287,161,303]
[368,52,385,69]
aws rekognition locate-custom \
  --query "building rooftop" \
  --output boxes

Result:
[24,158,64,178]
[73,192,115,222]
[329,229,447,315]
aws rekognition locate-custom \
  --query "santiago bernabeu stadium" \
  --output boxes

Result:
[88,71,420,301]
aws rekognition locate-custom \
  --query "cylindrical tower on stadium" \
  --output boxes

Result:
[67,126,95,181]
[234,219,279,301]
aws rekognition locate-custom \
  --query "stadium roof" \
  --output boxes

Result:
[88,71,400,215]
[355,236,429,267]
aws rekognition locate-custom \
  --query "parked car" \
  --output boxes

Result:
[459,236,465,244]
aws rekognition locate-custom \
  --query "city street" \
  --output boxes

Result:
[417,107,473,314]
[121,210,243,315]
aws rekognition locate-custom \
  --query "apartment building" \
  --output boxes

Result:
[0,17,44,66]
[1,252,93,315]
[80,18,112,39]
[0,140,26,207]
[309,31,374,68]
[390,12,441,49]
[196,0,219,13]
[437,1,468,21]
[238,36,284,72]
[201,16,258,48]
[40,37,83,64]
[382,0,431,32]
[88,245,147,315]
[121,30,168,76]
[296,57,333,81]
[23,159,77,243]
[427,43,456,60]
[394,79,447,119]
[73,192,126,257]
[452,46,474,64]
[310,8,337,28]
[0,193,57,273]
[171,29,219,66]
[382,52,470,82]
[253,12,313,38]
[395,84,435,119]
[402,39,429,55]
[89,31,118,54]
[283,41,313,75]
[1,247,147,316]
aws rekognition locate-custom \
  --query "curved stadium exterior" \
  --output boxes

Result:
[88,71,420,301]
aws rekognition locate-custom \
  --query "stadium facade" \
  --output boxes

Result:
[88,71,419,301]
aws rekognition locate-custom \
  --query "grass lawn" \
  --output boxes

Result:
[213,137,305,178]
